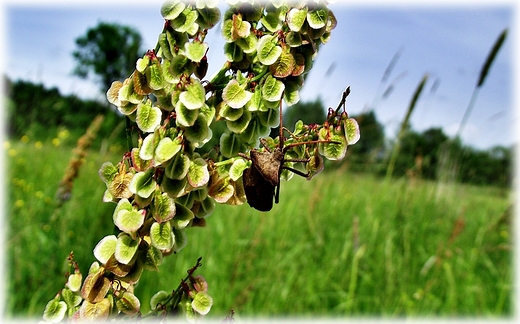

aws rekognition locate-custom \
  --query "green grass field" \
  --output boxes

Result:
[5,139,512,320]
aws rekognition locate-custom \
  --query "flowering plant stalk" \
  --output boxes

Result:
[43,1,359,321]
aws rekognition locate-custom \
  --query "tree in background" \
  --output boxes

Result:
[72,22,143,92]
[347,110,385,171]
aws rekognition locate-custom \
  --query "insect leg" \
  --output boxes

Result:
[281,166,310,179]
[259,138,273,153]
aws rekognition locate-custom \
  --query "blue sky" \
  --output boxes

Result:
[3,0,516,150]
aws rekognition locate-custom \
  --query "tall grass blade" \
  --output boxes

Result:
[477,28,507,88]
[345,244,366,313]
[457,28,507,138]
[370,48,403,110]
[385,74,428,181]
[381,47,403,84]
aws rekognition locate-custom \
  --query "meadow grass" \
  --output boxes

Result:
[4,140,512,320]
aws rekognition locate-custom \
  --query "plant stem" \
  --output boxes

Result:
[385,74,428,182]
[125,116,134,153]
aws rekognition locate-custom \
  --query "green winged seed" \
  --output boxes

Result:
[114,196,133,212]
[180,79,205,109]
[185,42,208,63]
[150,291,170,311]
[236,34,258,54]
[287,8,307,31]
[247,87,263,112]
[187,157,210,188]
[66,273,83,293]
[229,158,248,181]
[223,79,253,109]
[161,1,186,20]
[98,162,118,185]
[221,19,234,43]
[150,221,175,250]
[43,298,67,323]
[199,196,216,217]
[257,35,282,66]
[240,118,268,145]
[318,130,348,161]
[232,14,251,39]
[147,62,164,90]
[209,178,234,203]
[116,291,141,315]
[226,109,252,134]
[143,245,163,271]
[172,227,188,252]
[61,288,82,308]
[119,81,143,105]
[223,42,243,62]
[293,120,304,135]
[115,209,145,234]
[165,152,190,180]
[270,51,295,78]
[161,59,176,83]
[191,292,213,315]
[115,234,140,265]
[93,235,117,265]
[196,7,221,29]
[307,8,328,29]
[170,54,195,78]
[262,74,285,102]
[79,299,111,321]
[219,104,244,121]
[219,132,244,158]
[161,176,187,198]
[286,31,303,47]
[186,20,200,36]
[136,57,149,73]
[140,132,158,161]
[283,80,301,106]
[184,300,196,322]
[171,203,194,229]
[171,8,199,33]
[344,118,361,145]
[129,169,157,199]
[260,10,282,33]
[155,137,182,164]
[136,101,162,133]
[158,33,173,60]
[152,192,176,223]
[199,104,216,126]
[176,101,199,127]
[183,115,211,145]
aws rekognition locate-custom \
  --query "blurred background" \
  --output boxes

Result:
[3,0,515,320]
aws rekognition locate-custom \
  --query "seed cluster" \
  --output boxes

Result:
[43,1,360,322]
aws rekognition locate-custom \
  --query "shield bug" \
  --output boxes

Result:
[241,98,339,212]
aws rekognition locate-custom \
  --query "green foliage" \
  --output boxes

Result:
[73,22,143,91]
[381,127,512,187]
[6,78,127,149]
[343,109,510,187]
